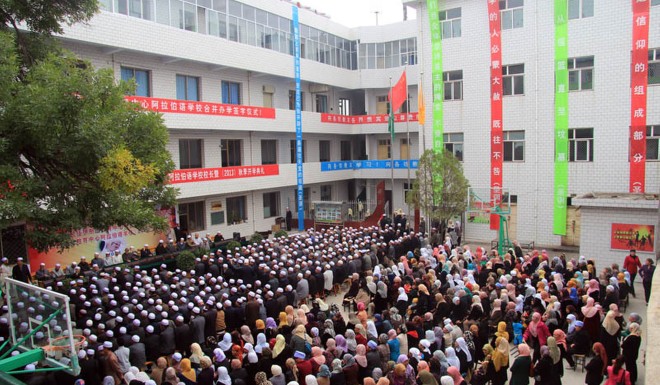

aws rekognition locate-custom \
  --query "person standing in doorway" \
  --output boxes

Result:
[11,257,32,284]
[639,258,655,305]
[285,207,292,231]
[623,249,642,297]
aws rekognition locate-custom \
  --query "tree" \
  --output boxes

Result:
[0,30,177,252]
[406,149,469,235]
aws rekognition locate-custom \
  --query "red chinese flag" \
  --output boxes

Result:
[388,71,407,113]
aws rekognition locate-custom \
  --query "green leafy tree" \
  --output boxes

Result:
[0,29,177,251]
[406,149,469,235]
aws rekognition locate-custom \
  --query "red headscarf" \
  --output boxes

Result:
[592,342,608,374]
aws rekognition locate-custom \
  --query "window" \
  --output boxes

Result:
[263,90,274,108]
[179,139,203,169]
[569,128,594,162]
[178,201,205,232]
[439,8,461,39]
[319,140,331,162]
[568,0,594,19]
[120,66,150,96]
[320,185,332,201]
[290,140,306,163]
[443,70,463,101]
[341,141,352,161]
[443,133,464,161]
[400,138,411,160]
[500,0,524,30]
[176,74,199,101]
[358,38,417,70]
[263,192,280,218]
[221,139,242,167]
[377,139,391,160]
[647,125,660,160]
[653,0,660,6]
[650,48,660,85]
[568,56,594,91]
[339,98,351,115]
[289,90,304,110]
[113,0,154,20]
[222,81,241,105]
[503,131,525,162]
[226,196,247,224]
[261,140,277,165]
[502,64,525,95]
[315,94,328,113]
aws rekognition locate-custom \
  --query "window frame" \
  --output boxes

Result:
[568,128,594,162]
[340,140,352,161]
[220,139,242,167]
[319,140,331,162]
[499,0,524,30]
[503,130,525,162]
[568,0,594,20]
[290,139,306,163]
[443,70,463,101]
[320,185,332,201]
[649,48,660,86]
[439,7,461,39]
[262,191,281,218]
[502,64,525,96]
[377,139,392,160]
[315,94,328,113]
[179,139,203,169]
[221,80,242,105]
[338,98,351,115]
[226,196,248,224]
[646,125,660,161]
[261,139,277,165]
[176,74,200,101]
[120,66,151,96]
[178,201,205,232]
[568,56,594,91]
[443,133,464,161]
[289,90,305,110]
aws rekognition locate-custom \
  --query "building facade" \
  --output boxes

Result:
[53,0,659,249]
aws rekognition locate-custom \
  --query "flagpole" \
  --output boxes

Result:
[405,65,411,219]
[389,76,394,218]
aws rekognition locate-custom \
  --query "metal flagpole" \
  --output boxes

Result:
[389,76,394,217]
[405,65,411,218]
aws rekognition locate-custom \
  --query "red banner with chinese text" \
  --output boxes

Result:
[124,96,276,119]
[488,0,503,230]
[629,0,650,193]
[167,164,279,184]
[321,112,418,125]
[611,223,654,252]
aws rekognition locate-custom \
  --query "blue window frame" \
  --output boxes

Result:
[120,66,150,96]
[176,74,199,101]
[222,81,241,104]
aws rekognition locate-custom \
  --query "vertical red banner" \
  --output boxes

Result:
[629,0,650,193]
[488,0,503,230]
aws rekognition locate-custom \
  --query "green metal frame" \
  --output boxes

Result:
[493,206,510,256]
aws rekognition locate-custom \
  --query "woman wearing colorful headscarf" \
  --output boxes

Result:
[546,337,563,378]
[490,337,509,385]
[417,360,439,385]
[621,322,642,385]
[532,346,560,385]
[601,310,621,363]
[523,312,550,363]
[584,342,607,385]
[509,343,531,385]
[342,354,359,385]
[551,329,574,368]
[581,297,601,343]
[446,366,467,385]
[177,358,196,385]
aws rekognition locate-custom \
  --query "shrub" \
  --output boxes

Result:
[274,229,288,239]
[226,240,241,252]
[176,251,196,271]
[250,232,264,244]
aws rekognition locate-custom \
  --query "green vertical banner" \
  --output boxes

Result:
[427,0,443,153]
[553,0,568,235]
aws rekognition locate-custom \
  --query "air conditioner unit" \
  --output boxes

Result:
[263,85,275,93]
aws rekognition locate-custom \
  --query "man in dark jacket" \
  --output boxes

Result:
[159,320,175,357]
[11,257,32,284]
[144,325,161,362]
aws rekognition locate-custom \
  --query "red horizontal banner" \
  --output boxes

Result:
[168,164,279,184]
[125,96,276,119]
[611,223,654,252]
[321,112,418,124]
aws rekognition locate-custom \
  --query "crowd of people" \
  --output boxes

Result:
[0,224,654,385]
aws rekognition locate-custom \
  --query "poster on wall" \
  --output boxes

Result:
[610,223,654,252]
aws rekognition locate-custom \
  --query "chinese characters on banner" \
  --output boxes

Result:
[320,113,418,124]
[488,0,503,231]
[553,0,569,235]
[124,96,276,119]
[167,164,279,184]
[611,223,654,252]
[629,0,650,193]
[292,6,304,231]
[427,0,444,152]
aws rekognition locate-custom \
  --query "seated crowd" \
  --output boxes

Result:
[0,224,649,385]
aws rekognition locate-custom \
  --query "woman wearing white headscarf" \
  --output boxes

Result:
[454,337,472,377]
[445,347,460,369]
[255,333,269,354]
[218,333,232,352]
[216,366,232,385]
[366,320,378,339]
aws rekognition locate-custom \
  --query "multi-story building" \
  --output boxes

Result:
[53,0,659,254]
